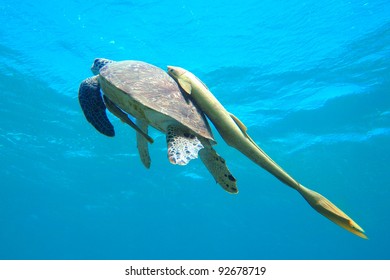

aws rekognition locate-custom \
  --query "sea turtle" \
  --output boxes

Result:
[78,58,238,193]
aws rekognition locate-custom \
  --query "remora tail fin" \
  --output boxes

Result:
[297,185,367,239]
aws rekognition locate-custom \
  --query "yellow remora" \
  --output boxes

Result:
[167,65,367,239]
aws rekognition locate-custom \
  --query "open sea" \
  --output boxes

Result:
[0,0,389,260]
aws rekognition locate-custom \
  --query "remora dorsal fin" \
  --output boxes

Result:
[229,113,248,134]
[230,112,274,161]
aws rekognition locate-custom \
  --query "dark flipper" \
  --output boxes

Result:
[78,76,115,137]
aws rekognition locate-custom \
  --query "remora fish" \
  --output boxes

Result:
[168,65,367,239]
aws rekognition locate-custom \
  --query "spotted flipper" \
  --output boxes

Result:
[199,143,238,194]
[136,119,151,169]
[78,76,114,137]
[167,125,204,165]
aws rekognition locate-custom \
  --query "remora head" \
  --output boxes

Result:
[167,66,186,79]
[91,58,114,75]
[167,66,194,94]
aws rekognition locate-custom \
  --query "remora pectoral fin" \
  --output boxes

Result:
[177,78,192,94]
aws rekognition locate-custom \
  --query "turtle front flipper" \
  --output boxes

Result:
[199,142,238,194]
[166,125,204,165]
[78,76,115,137]
[136,119,151,169]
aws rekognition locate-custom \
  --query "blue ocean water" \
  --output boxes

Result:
[0,0,389,260]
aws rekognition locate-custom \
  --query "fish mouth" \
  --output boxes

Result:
[167,65,185,77]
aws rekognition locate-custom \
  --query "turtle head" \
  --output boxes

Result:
[91,58,114,75]
[167,66,187,79]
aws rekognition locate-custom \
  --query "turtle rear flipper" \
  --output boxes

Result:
[78,76,115,137]
[199,143,238,194]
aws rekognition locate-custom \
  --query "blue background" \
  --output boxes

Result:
[0,0,389,259]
